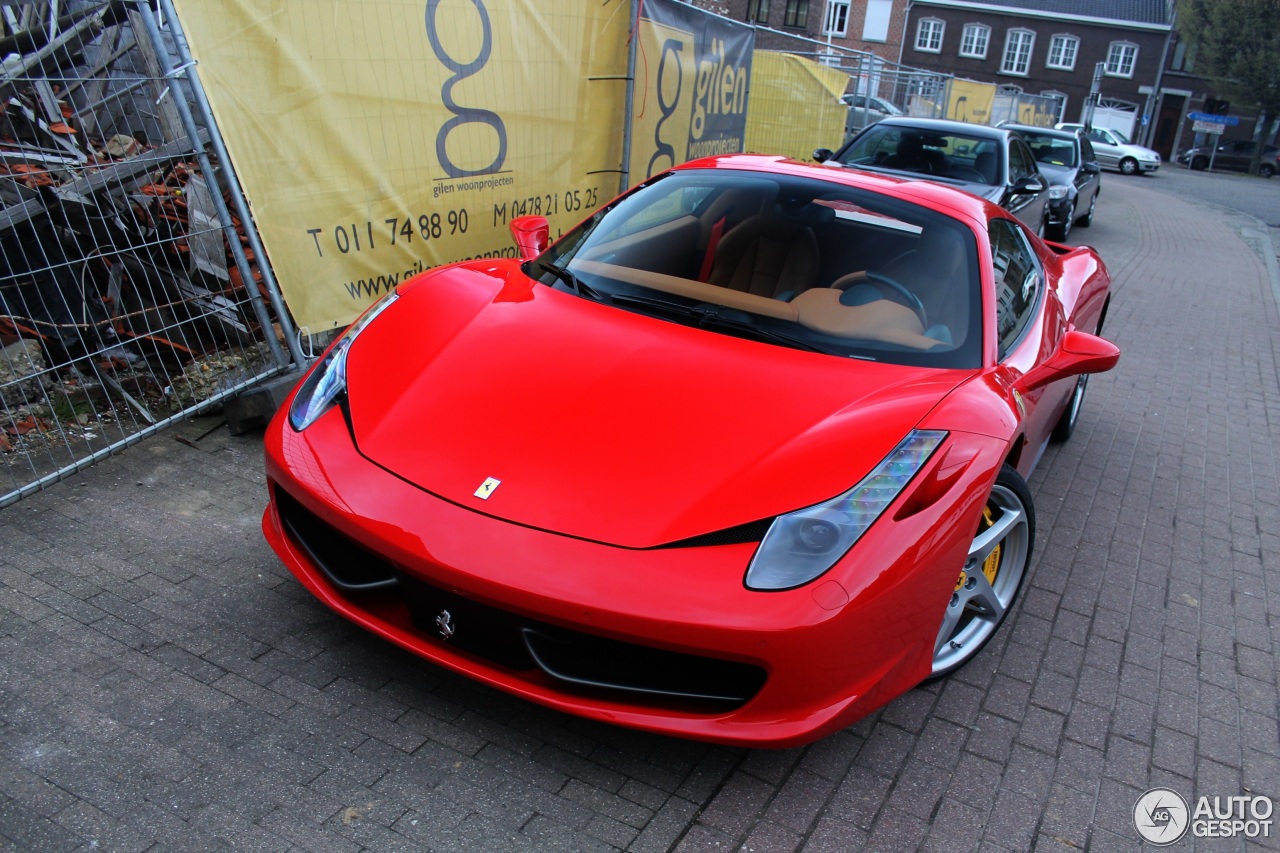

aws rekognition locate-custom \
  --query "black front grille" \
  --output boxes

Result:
[273,486,766,711]
[276,489,399,591]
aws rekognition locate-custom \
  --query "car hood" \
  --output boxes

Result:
[343,261,972,548]
[1035,163,1073,184]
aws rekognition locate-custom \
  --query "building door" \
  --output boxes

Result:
[1153,94,1186,161]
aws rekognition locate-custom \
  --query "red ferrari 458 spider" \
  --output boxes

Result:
[263,155,1118,747]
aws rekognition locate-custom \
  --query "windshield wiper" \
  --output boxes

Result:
[537,261,607,302]
[610,293,843,356]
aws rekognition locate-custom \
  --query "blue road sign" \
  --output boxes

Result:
[1188,111,1239,126]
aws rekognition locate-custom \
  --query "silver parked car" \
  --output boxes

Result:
[1056,123,1160,175]
[841,93,904,135]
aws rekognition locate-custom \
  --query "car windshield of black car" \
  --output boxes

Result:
[1019,132,1078,168]
[838,125,1003,186]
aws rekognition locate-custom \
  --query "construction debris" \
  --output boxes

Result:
[1,1,286,502]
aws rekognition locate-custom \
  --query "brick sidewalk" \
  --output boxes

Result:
[0,181,1277,852]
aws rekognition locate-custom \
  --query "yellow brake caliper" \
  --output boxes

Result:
[957,505,1002,592]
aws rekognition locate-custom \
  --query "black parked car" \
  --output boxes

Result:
[815,117,1049,236]
[1177,139,1279,178]
[1003,123,1101,240]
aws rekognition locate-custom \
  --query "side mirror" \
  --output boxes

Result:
[1082,161,1101,174]
[510,215,549,260]
[1012,174,1046,194]
[1016,330,1120,393]
[813,148,834,163]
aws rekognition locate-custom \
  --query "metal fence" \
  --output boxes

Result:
[750,26,1069,140]
[0,0,298,507]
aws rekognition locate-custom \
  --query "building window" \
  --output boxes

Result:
[783,0,809,28]
[863,0,892,41]
[1046,34,1078,70]
[1001,29,1035,76]
[1041,90,1068,123]
[823,0,850,36]
[746,0,769,23]
[958,24,990,59]
[1171,39,1196,72]
[915,18,944,53]
[1106,41,1138,77]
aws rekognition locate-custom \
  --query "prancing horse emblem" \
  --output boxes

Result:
[435,610,455,641]
[474,477,501,500]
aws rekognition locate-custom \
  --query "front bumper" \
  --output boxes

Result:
[262,403,999,746]
[1046,197,1074,225]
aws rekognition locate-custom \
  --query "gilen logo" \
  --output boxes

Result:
[425,0,507,178]
[1134,788,1190,845]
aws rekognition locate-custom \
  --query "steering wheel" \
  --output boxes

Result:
[863,271,928,328]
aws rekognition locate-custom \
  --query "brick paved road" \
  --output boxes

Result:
[1,180,1277,852]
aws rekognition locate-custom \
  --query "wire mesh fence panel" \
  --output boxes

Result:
[0,1,287,506]
[741,27,953,145]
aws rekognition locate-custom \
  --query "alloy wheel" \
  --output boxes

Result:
[931,465,1034,677]
[1079,191,1097,227]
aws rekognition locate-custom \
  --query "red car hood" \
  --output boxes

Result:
[345,262,971,548]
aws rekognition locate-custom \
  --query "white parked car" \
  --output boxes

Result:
[1056,123,1160,175]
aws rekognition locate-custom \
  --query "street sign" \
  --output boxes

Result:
[1193,120,1226,135]
[1188,111,1239,126]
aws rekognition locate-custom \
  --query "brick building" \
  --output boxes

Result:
[899,0,1174,145]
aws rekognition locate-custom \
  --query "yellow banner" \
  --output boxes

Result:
[946,79,997,125]
[172,0,630,331]
[628,0,754,183]
[744,52,846,162]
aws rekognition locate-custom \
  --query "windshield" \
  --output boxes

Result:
[1017,130,1078,168]
[530,170,983,369]
[834,124,1002,186]
[1110,129,1131,144]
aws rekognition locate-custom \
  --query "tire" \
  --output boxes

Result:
[1077,189,1097,227]
[1119,157,1139,175]
[1050,375,1089,442]
[930,464,1034,678]
[1190,157,1208,171]
[1261,163,1275,179]
[1050,202,1074,241]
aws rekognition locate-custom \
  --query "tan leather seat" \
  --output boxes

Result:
[705,203,821,299]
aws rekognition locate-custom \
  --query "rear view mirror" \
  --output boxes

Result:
[814,148,835,163]
[510,215,550,260]
[1016,330,1120,393]
[1012,174,1046,194]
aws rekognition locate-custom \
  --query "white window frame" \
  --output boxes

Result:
[1040,90,1068,124]
[862,0,892,41]
[1001,29,1035,76]
[959,24,990,59]
[915,18,945,54]
[824,0,850,37]
[1046,34,1078,71]
[1105,41,1138,78]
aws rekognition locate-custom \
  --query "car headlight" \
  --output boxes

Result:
[745,430,947,591]
[1048,185,1069,200]
[288,291,400,431]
